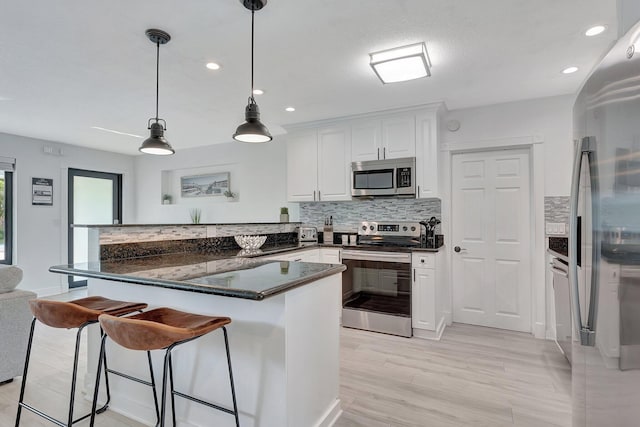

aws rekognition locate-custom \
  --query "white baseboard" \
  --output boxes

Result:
[413,317,446,341]
[35,285,65,297]
[534,321,546,339]
[443,310,453,325]
[315,399,343,427]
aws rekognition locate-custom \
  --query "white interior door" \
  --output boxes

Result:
[451,149,532,332]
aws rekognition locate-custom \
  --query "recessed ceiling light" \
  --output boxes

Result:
[585,25,606,37]
[206,62,221,70]
[562,66,579,74]
[285,107,296,112]
[253,89,264,95]
[369,42,431,84]
[91,126,144,139]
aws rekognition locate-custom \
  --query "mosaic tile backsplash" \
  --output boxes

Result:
[97,223,300,244]
[300,198,442,233]
[545,196,570,236]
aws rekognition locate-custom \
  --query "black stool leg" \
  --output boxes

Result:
[66,324,88,426]
[14,318,36,427]
[222,327,240,427]
[147,351,161,427]
[159,347,174,427]
[95,329,111,414]
[168,352,177,427]
[89,334,108,427]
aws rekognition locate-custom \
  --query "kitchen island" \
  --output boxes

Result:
[50,255,345,427]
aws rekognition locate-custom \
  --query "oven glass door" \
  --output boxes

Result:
[342,255,411,317]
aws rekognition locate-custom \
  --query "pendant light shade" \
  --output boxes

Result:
[139,29,175,155]
[233,0,272,143]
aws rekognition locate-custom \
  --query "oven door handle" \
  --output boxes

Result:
[341,250,411,264]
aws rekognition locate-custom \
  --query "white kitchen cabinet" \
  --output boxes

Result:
[412,251,446,340]
[351,114,415,161]
[286,131,318,202]
[351,119,382,162]
[320,248,341,264]
[317,126,351,201]
[381,113,416,159]
[286,127,351,202]
[415,109,440,198]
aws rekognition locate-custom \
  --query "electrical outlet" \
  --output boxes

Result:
[546,222,566,235]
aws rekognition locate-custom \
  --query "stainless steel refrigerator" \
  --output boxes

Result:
[571,19,640,426]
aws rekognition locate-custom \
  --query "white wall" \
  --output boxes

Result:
[134,140,299,224]
[0,132,136,296]
[441,94,574,196]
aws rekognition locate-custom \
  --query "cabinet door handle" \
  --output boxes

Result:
[377,148,380,160]
[313,190,316,201]
[383,147,386,159]
[417,185,420,197]
[318,190,321,201]
[413,269,416,281]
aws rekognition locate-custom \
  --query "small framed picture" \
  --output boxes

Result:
[32,178,53,206]
[181,173,230,198]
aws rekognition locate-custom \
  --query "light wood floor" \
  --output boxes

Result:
[0,291,570,427]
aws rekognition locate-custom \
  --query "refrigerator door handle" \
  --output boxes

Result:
[569,136,598,347]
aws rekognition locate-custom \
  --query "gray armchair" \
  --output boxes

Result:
[0,267,36,384]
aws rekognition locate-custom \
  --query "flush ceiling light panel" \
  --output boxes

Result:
[369,42,431,84]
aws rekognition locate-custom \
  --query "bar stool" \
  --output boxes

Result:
[91,307,239,427]
[15,296,152,427]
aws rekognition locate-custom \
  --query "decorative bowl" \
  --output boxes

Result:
[234,235,267,250]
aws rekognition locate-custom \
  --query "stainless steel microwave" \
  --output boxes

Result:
[351,157,416,197]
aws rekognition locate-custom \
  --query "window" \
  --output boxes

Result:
[0,169,13,264]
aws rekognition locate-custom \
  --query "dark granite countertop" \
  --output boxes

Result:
[548,237,569,263]
[50,252,345,300]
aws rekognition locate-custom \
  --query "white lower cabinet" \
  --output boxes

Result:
[412,252,446,340]
[259,247,341,264]
[320,248,341,264]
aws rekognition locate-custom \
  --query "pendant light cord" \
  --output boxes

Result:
[155,40,160,122]
[250,9,256,105]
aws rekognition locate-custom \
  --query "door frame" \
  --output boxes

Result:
[441,135,546,338]
[67,168,122,288]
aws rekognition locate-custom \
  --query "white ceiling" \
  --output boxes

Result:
[0,0,618,155]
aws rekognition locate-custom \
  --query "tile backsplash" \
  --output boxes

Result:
[300,198,441,232]
[545,196,570,236]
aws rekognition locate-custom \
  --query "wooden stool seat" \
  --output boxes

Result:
[28,296,148,329]
[99,307,231,351]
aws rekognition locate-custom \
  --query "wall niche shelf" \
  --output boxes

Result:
[160,163,239,205]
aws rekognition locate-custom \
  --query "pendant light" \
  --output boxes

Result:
[139,29,175,155]
[233,0,272,143]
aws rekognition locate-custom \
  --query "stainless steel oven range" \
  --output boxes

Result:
[341,221,421,337]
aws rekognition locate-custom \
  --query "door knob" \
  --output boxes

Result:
[454,246,466,253]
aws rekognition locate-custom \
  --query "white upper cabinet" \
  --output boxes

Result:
[381,113,416,159]
[286,103,443,202]
[286,127,351,202]
[416,109,440,199]
[351,114,416,161]
[351,120,382,162]
[286,131,318,202]
[318,126,352,201]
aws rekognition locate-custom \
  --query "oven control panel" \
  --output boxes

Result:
[358,221,421,238]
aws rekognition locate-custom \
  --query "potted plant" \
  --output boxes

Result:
[280,207,289,223]
[189,208,201,224]
[162,194,172,205]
